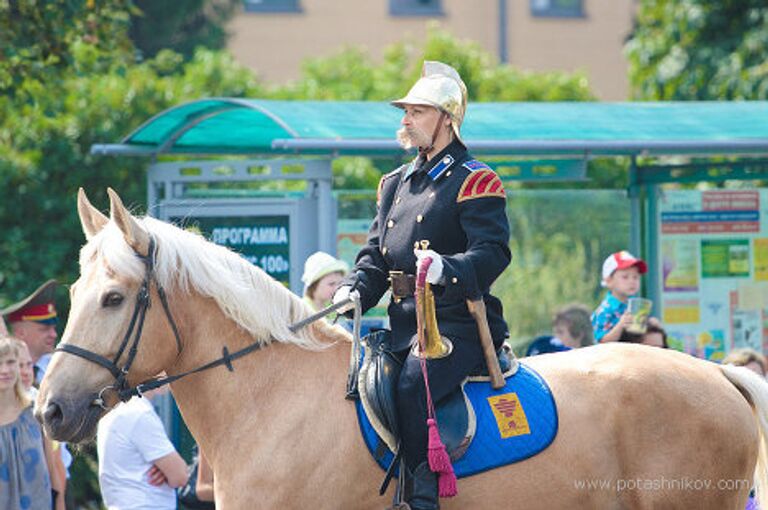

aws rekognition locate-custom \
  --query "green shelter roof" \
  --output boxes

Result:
[91,98,768,157]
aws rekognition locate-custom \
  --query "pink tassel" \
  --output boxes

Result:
[438,469,458,498]
[426,418,458,497]
[427,418,452,472]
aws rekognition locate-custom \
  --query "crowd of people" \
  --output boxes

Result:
[525,250,668,357]
[0,281,201,510]
[303,244,673,363]
[0,281,66,510]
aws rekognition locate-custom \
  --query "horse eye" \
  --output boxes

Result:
[102,292,124,308]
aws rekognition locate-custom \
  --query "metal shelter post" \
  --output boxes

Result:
[315,168,335,254]
[644,182,660,316]
[628,156,642,258]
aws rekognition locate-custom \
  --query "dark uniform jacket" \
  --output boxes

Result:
[345,139,511,352]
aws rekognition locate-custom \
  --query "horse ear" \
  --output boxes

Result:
[107,187,150,256]
[77,188,108,240]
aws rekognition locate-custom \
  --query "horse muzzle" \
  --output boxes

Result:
[36,392,104,443]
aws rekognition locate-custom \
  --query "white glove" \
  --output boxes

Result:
[332,285,359,314]
[414,249,444,285]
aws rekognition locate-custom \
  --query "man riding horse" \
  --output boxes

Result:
[333,61,511,510]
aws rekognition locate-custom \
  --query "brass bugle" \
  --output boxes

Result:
[412,241,453,359]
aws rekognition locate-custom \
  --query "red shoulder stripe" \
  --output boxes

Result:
[476,172,495,194]
[459,171,485,198]
[457,169,506,203]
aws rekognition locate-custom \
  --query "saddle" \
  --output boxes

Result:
[355,330,559,479]
[357,330,515,462]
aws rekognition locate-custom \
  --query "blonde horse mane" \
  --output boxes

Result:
[80,215,349,350]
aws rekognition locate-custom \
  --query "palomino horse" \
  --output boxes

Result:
[38,188,768,509]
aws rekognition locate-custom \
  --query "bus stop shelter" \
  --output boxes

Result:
[92,98,768,306]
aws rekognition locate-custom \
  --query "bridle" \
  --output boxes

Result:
[56,236,182,406]
[56,235,269,408]
[54,234,354,410]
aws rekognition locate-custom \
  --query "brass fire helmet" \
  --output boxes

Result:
[391,61,468,143]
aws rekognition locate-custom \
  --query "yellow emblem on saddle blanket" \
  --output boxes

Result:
[487,393,531,438]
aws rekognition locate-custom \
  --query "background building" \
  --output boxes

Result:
[227,0,636,100]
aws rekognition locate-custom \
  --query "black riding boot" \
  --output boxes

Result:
[406,462,440,510]
[386,462,440,510]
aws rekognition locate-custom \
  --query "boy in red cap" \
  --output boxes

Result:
[591,251,648,343]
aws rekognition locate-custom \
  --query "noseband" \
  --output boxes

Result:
[56,236,185,407]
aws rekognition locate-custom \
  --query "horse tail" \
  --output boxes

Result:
[721,364,768,506]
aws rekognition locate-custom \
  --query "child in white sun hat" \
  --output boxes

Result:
[301,251,349,312]
[591,250,648,343]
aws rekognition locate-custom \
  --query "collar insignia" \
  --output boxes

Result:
[427,154,455,181]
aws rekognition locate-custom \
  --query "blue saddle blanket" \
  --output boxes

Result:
[355,362,558,478]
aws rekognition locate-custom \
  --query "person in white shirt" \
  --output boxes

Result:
[96,384,188,510]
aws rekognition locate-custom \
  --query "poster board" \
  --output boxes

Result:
[658,189,766,360]
[173,215,292,286]
[159,197,322,296]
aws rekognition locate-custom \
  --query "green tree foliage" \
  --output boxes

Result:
[0,47,263,301]
[0,0,135,97]
[129,0,240,60]
[494,190,631,348]
[626,0,768,99]
[275,24,593,103]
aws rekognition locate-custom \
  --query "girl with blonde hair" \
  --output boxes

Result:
[0,335,65,510]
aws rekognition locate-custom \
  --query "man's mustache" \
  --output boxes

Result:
[396,127,427,150]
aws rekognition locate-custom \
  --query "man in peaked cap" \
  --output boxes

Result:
[2,279,59,382]
[333,61,512,509]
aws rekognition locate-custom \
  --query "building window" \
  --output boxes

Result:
[390,0,443,17]
[530,0,584,18]
[243,0,302,13]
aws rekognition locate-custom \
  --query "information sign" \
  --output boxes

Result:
[172,215,291,286]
